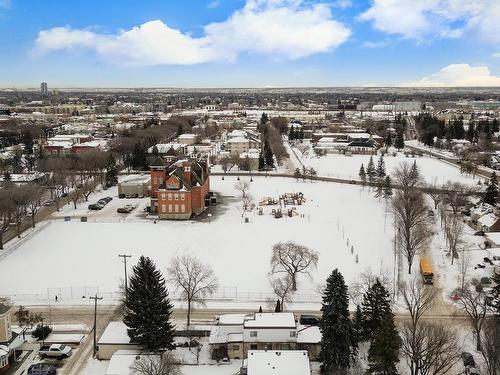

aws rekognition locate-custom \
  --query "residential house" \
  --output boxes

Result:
[226,136,260,157]
[0,304,23,374]
[97,321,140,360]
[150,157,210,219]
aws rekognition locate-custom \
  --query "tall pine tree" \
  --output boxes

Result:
[359,164,366,183]
[376,155,386,179]
[484,172,498,206]
[366,156,376,183]
[395,130,405,150]
[123,256,175,352]
[319,269,356,373]
[367,313,400,375]
[361,279,391,341]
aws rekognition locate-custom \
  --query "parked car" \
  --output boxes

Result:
[39,344,72,359]
[461,352,476,368]
[100,197,113,203]
[480,277,492,285]
[61,193,68,198]
[117,207,130,214]
[43,200,53,207]
[118,193,125,199]
[28,363,57,375]
[88,204,102,211]
[474,231,485,236]
[299,315,320,326]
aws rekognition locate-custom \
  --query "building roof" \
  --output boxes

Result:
[348,140,376,148]
[478,213,499,228]
[244,313,296,329]
[247,350,310,375]
[217,314,247,325]
[297,325,321,344]
[98,321,132,345]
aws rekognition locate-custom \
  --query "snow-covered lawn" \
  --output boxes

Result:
[294,146,482,186]
[0,176,395,304]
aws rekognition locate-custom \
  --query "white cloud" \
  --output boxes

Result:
[360,0,500,43]
[410,64,500,87]
[333,0,352,9]
[0,0,11,9]
[493,52,500,58]
[207,0,220,9]
[33,0,350,65]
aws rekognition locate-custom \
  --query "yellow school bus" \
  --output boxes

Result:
[420,258,434,285]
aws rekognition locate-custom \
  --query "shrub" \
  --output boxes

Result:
[32,325,52,341]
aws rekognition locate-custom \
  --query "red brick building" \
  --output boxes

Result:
[150,157,210,219]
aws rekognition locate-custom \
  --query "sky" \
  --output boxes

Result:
[0,0,499,88]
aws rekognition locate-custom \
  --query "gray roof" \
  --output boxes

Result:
[0,304,10,315]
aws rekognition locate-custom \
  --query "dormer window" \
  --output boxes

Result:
[184,166,191,173]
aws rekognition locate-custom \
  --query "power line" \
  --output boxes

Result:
[89,294,103,356]
[118,254,132,297]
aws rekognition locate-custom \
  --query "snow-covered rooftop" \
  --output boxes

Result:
[246,350,310,375]
[244,313,296,328]
[106,350,140,375]
[98,321,131,345]
[217,314,247,325]
[296,325,321,344]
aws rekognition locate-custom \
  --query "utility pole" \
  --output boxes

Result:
[89,294,103,356]
[118,254,132,296]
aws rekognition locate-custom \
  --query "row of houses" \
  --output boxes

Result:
[313,132,383,155]
[42,134,107,155]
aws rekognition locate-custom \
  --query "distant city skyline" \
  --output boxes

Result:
[0,0,499,87]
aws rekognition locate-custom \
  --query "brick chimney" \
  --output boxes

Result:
[182,161,192,185]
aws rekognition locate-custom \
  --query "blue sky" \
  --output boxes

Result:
[0,0,499,87]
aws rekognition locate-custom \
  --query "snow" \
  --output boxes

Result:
[244,313,296,328]
[247,350,311,375]
[98,322,131,345]
[217,314,246,325]
[293,145,481,186]
[296,325,321,344]
[0,176,396,306]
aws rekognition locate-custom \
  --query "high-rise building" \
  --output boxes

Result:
[40,82,48,97]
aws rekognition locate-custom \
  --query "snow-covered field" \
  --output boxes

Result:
[0,176,395,304]
[294,146,481,186]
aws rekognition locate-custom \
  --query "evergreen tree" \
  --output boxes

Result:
[361,279,391,341]
[105,154,118,186]
[151,145,159,157]
[176,124,184,137]
[293,168,302,181]
[299,129,304,139]
[274,300,281,312]
[319,269,356,373]
[367,313,401,375]
[466,123,475,143]
[258,151,265,171]
[385,132,392,149]
[359,164,366,183]
[376,155,386,179]
[21,131,34,154]
[264,141,274,168]
[352,305,363,351]
[409,160,420,183]
[395,130,405,150]
[289,126,296,140]
[123,256,175,352]
[383,176,393,198]
[492,118,499,133]
[366,156,376,183]
[375,179,384,198]
[484,172,498,206]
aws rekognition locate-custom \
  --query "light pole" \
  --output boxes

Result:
[89,294,103,356]
[118,254,132,297]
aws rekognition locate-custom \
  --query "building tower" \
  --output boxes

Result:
[40,82,48,97]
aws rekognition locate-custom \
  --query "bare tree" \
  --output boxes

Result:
[440,182,470,216]
[349,267,393,306]
[269,275,294,310]
[400,321,462,375]
[426,178,441,210]
[392,188,429,274]
[399,278,437,329]
[234,180,252,214]
[443,212,464,265]
[130,352,182,375]
[0,187,14,249]
[480,318,500,375]
[167,255,218,327]
[458,248,471,292]
[25,184,46,228]
[454,286,489,351]
[270,241,319,291]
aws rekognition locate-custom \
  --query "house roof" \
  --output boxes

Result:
[244,313,296,329]
[348,140,376,148]
[478,213,499,228]
[297,325,321,344]
[98,321,132,345]
[247,350,310,375]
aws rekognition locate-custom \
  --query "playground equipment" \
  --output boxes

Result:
[259,197,278,206]
[280,192,305,206]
